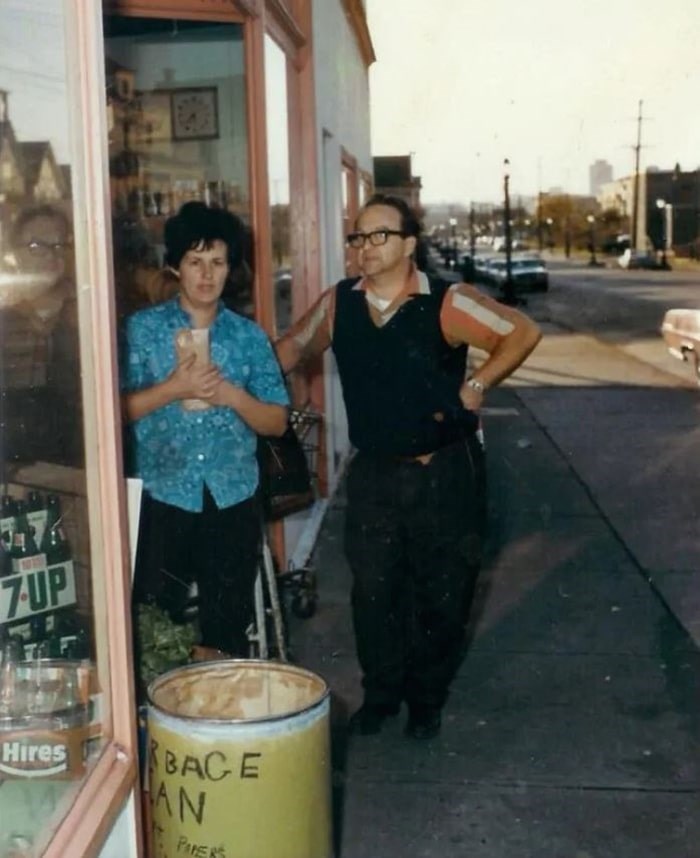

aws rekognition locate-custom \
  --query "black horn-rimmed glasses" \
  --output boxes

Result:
[346,229,407,248]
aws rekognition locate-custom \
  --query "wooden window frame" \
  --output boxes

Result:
[40,5,138,856]
[260,0,326,506]
[104,0,250,21]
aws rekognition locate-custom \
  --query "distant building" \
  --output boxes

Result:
[373,155,422,210]
[589,159,613,197]
[599,167,700,256]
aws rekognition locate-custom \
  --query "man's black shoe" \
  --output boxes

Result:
[347,702,400,735]
[405,706,442,740]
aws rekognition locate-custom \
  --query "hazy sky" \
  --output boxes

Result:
[366,0,700,204]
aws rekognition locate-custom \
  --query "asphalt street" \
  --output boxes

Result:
[288,260,700,857]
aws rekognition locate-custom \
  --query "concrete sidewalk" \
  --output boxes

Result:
[288,381,700,858]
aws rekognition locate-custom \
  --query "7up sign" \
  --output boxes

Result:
[1,561,76,624]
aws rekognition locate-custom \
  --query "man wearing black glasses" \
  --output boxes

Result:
[276,193,540,740]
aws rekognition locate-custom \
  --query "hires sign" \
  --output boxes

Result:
[0,561,76,624]
[0,726,86,779]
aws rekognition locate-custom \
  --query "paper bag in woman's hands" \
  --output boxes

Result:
[175,328,211,411]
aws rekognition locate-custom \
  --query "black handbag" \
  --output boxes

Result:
[257,418,315,521]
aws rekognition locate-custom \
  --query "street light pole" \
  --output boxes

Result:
[469,203,476,260]
[656,198,669,269]
[586,215,598,266]
[449,217,457,269]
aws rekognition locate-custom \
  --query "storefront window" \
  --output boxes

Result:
[0,1,108,851]
[103,17,253,319]
[264,35,293,335]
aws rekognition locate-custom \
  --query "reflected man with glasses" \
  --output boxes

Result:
[276,194,541,740]
[1,205,82,465]
[11,205,74,333]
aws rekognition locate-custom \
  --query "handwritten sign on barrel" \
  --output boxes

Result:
[147,660,332,858]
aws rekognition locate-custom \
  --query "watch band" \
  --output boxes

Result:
[466,377,486,394]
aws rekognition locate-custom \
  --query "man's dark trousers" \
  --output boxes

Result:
[344,434,485,711]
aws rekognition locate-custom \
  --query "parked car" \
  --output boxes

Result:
[660,308,700,385]
[485,255,549,292]
[510,256,549,292]
[472,255,496,284]
[617,248,658,270]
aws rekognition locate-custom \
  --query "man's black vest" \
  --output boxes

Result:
[331,276,478,456]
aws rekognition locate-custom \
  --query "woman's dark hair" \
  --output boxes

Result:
[164,201,245,270]
[361,193,422,239]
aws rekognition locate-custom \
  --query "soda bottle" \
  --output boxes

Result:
[1,496,16,553]
[66,627,90,660]
[26,490,44,512]
[0,635,24,716]
[10,501,39,562]
[35,633,61,659]
[30,614,47,644]
[41,502,71,565]
[0,539,12,578]
[1,494,16,518]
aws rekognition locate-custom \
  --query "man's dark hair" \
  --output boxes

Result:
[361,193,421,239]
[12,204,71,246]
[164,202,244,270]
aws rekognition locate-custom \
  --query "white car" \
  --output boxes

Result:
[661,308,700,385]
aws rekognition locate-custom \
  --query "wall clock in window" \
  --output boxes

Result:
[171,87,219,141]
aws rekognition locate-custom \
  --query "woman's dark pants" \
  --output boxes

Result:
[133,486,260,656]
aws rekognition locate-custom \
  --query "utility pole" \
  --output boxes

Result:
[536,157,543,253]
[501,159,517,306]
[631,99,643,252]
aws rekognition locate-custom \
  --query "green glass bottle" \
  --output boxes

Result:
[26,490,44,512]
[40,502,71,565]
[10,501,39,561]
[1,494,17,519]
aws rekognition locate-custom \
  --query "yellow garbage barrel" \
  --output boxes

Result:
[147,659,332,858]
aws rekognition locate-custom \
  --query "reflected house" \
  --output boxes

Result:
[0,89,71,252]
[17,141,69,202]
[0,90,25,202]
[0,90,70,204]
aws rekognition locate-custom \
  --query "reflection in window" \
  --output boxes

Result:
[360,172,373,207]
[0,1,99,852]
[264,35,293,335]
[342,161,358,276]
[104,17,254,319]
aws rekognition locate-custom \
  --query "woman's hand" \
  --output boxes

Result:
[169,354,222,401]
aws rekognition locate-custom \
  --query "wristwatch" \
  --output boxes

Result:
[465,377,486,394]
